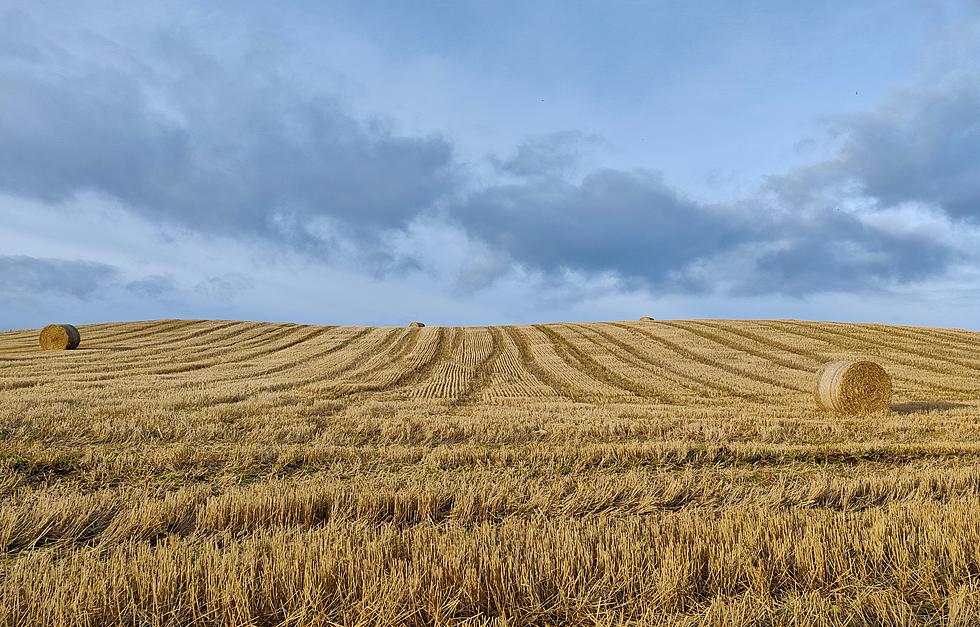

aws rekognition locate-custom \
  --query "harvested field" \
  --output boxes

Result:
[1,318,980,626]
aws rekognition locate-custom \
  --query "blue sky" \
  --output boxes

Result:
[2,0,980,330]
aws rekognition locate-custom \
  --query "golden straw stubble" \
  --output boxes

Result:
[814,360,891,414]
[39,324,81,351]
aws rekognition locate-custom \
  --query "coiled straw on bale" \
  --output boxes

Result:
[814,360,891,414]
[408,322,425,328]
[39,324,81,350]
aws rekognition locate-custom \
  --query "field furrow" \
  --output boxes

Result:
[846,323,980,372]
[549,325,685,404]
[501,326,591,401]
[861,323,980,357]
[0,321,257,377]
[481,327,560,401]
[758,321,980,398]
[567,325,707,399]
[317,327,452,399]
[656,321,811,395]
[194,326,378,386]
[240,327,403,396]
[784,320,980,376]
[609,323,789,399]
[595,323,753,400]
[0,319,195,362]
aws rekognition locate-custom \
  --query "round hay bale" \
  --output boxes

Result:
[39,324,81,350]
[814,360,891,414]
[639,316,655,321]
[408,321,425,328]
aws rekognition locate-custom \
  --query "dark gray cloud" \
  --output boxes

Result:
[833,84,980,219]
[0,8,456,244]
[734,212,958,296]
[0,255,118,300]
[453,168,756,290]
[449,164,960,295]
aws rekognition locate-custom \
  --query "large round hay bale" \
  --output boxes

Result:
[814,360,891,414]
[39,324,81,350]
[408,321,425,328]
[639,316,655,321]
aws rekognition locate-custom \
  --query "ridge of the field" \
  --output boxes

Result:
[2,318,980,410]
[3,318,980,625]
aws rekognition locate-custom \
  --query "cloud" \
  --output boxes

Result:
[446,151,966,297]
[451,168,757,290]
[733,212,959,296]
[195,274,253,299]
[490,130,605,179]
[0,7,457,247]
[735,77,980,295]
[125,274,176,298]
[0,255,118,300]
[831,83,980,220]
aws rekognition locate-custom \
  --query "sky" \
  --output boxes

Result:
[2,0,980,330]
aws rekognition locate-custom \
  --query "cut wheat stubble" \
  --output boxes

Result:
[4,319,980,627]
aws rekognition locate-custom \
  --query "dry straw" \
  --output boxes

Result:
[39,324,81,351]
[408,322,426,328]
[639,316,655,321]
[814,360,891,414]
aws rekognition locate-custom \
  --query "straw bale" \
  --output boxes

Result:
[814,360,891,414]
[639,316,655,321]
[408,322,426,328]
[39,324,81,350]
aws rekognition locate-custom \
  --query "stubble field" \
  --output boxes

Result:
[1,318,980,626]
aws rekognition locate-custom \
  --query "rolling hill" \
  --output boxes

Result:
[2,319,980,625]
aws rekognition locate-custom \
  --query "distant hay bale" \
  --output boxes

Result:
[408,321,425,328]
[814,360,891,414]
[639,316,655,321]
[39,324,81,351]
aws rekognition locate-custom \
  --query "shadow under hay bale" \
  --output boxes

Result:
[39,324,81,350]
[814,360,891,415]
[891,401,970,415]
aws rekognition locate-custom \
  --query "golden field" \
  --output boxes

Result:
[1,318,980,626]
